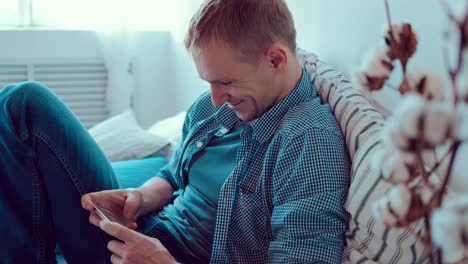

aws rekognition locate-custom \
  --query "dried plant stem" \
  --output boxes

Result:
[435,140,461,207]
[407,224,431,247]
[423,213,434,264]
[384,0,409,75]
[415,147,436,264]
[416,148,430,185]
[426,141,459,176]
[384,0,395,41]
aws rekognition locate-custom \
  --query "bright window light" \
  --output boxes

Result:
[0,0,19,26]
[1,0,176,29]
[32,0,176,30]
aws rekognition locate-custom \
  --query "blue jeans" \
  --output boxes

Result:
[0,82,186,264]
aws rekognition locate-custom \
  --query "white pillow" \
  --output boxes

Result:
[146,112,187,161]
[147,111,186,145]
[89,110,169,161]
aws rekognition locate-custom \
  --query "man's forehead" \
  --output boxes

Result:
[191,45,239,79]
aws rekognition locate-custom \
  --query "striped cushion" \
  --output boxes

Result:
[297,49,431,263]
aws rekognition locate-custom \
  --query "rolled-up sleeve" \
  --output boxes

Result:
[269,128,351,263]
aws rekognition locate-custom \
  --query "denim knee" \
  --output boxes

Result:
[1,81,53,103]
[1,81,65,121]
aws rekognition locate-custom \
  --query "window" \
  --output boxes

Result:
[0,0,19,26]
[1,0,175,29]
[32,0,105,28]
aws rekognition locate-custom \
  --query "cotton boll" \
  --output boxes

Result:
[422,102,457,146]
[450,143,468,193]
[383,23,407,45]
[381,120,412,150]
[424,74,446,101]
[432,196,468,262]
[388,185,412,218]
[373,185,427,226]
[449,0,468,23]
[431,208,466,263]
[361,48,394,78]
[416,183,436,205]
[456,65,468,102]
[352,70,371,91]
[395,94,426,138]
[442,195,468,210]
[371,196,399,226]
[384,23,418,62]
[454,104,468,140]
[406,72,446,101]
[383,153,410,182]
[376,139,421,182]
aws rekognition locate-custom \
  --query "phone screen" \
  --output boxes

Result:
[91,200,132,227]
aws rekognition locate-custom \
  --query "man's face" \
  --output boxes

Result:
[191,41,282,123]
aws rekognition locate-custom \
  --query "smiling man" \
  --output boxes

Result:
[0,0,350,263]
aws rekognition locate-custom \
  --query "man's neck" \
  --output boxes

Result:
[275,60,303,105]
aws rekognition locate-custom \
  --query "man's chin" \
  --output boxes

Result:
[235,112,257,124]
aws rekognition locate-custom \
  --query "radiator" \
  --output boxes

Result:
[0,58,109,128]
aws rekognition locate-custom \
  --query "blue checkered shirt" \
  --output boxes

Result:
[158,69,351,263]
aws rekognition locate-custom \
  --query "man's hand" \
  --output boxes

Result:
[81,188,145,229]
[99,220,177,264]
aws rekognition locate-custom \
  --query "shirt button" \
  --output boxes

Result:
[196,141,203,148]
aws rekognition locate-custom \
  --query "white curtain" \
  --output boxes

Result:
[93,0,177,116]
[97,27,136,116]
[93,0,137,116]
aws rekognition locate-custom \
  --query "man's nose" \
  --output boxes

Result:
[210,85,229,107]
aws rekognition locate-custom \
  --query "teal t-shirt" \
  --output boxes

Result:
[157,121,247,261]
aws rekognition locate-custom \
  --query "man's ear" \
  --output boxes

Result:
[265,44,288,71]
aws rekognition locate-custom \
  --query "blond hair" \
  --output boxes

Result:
[185,0,297,61]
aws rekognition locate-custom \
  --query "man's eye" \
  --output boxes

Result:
[220,81,232,86]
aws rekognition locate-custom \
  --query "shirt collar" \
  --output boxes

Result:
[214,68,315,143]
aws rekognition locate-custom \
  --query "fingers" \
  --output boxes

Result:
[123,188,142,221]
[81,194,95,211]
[107,240,126,255]
[126,221,138,230]
[99,220,138,243]
[110,254,123,264]
[89,211,102,227]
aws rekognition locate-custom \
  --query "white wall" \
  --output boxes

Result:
[0,30,102,58]
[287,0,446,74]
[170,0,206,113]
[131,31,175,127]
[287,0,450,107]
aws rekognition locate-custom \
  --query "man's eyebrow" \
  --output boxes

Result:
[199,76,235,84]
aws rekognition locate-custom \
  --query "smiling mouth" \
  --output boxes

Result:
[227,100,243,108]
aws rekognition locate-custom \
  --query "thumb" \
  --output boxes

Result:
[124,188,142,220]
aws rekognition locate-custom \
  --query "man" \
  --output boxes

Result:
[0,0,350,263]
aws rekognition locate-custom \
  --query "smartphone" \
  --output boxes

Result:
[90,200,132,227]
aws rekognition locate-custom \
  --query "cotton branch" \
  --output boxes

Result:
[439,0,468,105]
